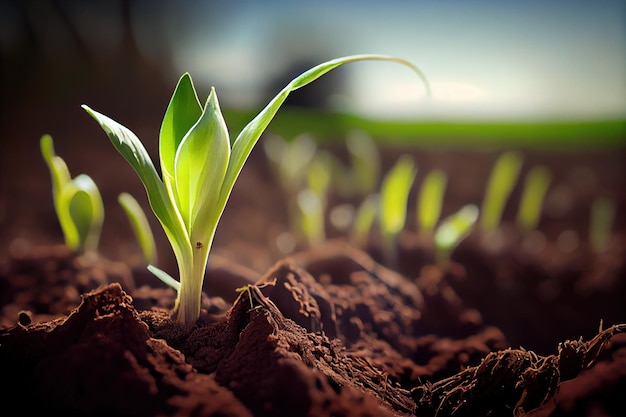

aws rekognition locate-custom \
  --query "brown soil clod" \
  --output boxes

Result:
[411,323,626,417]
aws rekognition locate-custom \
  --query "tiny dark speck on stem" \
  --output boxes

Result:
[196,242,203,249]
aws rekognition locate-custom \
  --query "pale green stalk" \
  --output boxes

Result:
[516,165,551,232]
[480,151,523,232]
[297,189,325,246]
[417,169,447,236]
[297,151,333,246]
[435,204,479,265]
[589,196,615,253]
[346,129,380,198]
[350,193,380,248]
[379,155,417,266]
[118,192,158,264]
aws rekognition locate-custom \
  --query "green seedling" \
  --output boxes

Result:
[516,165,552,232]
[480,151,523,232]
[118,192,158,265]
[350,193,380,248]
[434,204,479,265]
[345,129,381,198]
[296,151,333,246]
[589,196,615,253]
[40,134,104,253]
[324,130,380,199]
[379,155,417,266]
[263,133,319,243]
[417,169,447,236]
[297,188,325,247]
[83,54,429,326]
[263,132,317,194]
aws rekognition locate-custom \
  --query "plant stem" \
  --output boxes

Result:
[170,241,211,325]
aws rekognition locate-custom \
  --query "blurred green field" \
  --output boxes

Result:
[225,108,626,150]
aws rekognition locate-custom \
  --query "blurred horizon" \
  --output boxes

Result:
[1,0,625,125]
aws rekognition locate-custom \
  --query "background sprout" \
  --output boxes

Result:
[345,129,381,198]
[350,193,380,249]
[480,151,523,233]
[379,155,417,266]
[417,169,447,237]
[516,165,552,232]
[83,54,430,326]
[263,133,318,239]
[298,151,333,246]
[296,189,325,247]
[118,192,158,265]
[589,196,615,254]
[263,132,317,195]
[40,134,104,254]
[434,204,479,266]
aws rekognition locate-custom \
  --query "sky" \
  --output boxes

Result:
[1,0,624,122]
[162,0,626,121]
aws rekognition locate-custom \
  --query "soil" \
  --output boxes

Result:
[1,135,625,416]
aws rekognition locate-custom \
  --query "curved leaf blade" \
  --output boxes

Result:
[119,192,158,264]
[160,73,203,201]
[82,105,190,256]
[174,88,230,240]
[380,155,416,236]
[435,204,479,264]
[40,134,71,200]
[71,174,104,252]
[417,169,447,234]
[218,54,430,221]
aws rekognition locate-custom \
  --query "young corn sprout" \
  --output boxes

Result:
[516,165,552,233]
[589,196,615,254]
[417,169,447,237]
[344,129,381,198]
[350,194,380,249]
[434,204,479,265]
[480,151,523,233]
[263,132,318,196]
[263,132,319,246]
[296,151,333,246]
[83,54,429,326]
[118,192,158,265]
[379,155,417,266]
[40,134,104,254]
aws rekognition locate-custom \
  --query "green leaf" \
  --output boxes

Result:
[147,264,180,291]
[41,135,76,247]
[435,204,479,264]
[346,129,380,197]
[297,188,325,246]
[70,174,104,252]
[516,165,551,232]
[380,155,416,237]
[174,88,230,243]
[590,196,615,253]
[119,192,158,264]
[160,73,203,202]
[379,154,417,266]
[480,151,523,232]
[417,169,447,234]
[82,105,191,262]
[350,193,379,248]
[218,54,430,227]
[40,134,71,200]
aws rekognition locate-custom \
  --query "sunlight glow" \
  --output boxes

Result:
[431,81,484,102]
